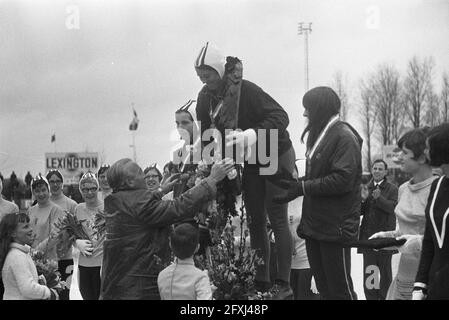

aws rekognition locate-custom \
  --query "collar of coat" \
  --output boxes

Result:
[306,114,340,159]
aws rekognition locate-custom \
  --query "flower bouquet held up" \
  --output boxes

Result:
[53,210,91,244]
[91,209,106,242]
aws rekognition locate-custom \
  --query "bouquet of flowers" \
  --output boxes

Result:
[53,210,90,242]
[30,249,66,290]
[91,209,106,242]
[195,201,263,300]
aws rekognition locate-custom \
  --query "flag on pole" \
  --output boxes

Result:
[51,134,56,143]
[129,108,139,131]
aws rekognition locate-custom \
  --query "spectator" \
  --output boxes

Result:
[73,172,104,300]
[158,223,213,300]
[371,128,438,300]
[0,179,19,220]
[46,169,77,300]
[413,123,449,299]
[0,212,58,300]
[359,159,398,300]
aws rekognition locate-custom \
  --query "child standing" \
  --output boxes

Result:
[157,223,212,300]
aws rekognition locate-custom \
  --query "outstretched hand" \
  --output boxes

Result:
[160,173,182,194]
[268,168,304,204]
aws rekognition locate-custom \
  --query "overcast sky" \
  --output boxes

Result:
[1,0,448,178]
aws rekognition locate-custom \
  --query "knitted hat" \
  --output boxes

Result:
[79,172,99,193]
[194,42,226,78]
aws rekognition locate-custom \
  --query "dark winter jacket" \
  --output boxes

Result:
[100,178,216,300]
[415,176,449,299]
[196,80,292,168]
[297,120,363,244]
[358,179,398,254]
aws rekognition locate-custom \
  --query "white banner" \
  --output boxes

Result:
[382,145,402,169]
[45,152,99,184]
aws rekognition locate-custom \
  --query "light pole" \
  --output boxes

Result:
[298,22,312,91]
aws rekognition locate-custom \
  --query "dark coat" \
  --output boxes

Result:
[358,179,398,254]
[100,179,216,300]
[415,176,449,299]
[196,80,292,167]
[298,120,363,244]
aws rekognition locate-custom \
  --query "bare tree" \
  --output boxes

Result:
[331,70,350,122]
[371,63,401,145]
[359,79,378,170]
[403,56,435,128]
[441,72,449,123]
[424,89,441,127]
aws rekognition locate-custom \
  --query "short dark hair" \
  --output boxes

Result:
[170,223,199,260]
[97,164,110,176]
[372,159,388,171]
[46,170,63,182]
[428,122,449,167]
[397,128,428,162]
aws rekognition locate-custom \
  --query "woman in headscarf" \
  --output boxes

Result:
[194,42,295,299]
[73,172,105,300]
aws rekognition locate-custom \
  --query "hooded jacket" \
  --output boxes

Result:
[297,120,363,243]
[100,178,216,300]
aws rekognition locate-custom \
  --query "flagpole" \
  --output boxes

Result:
[132,130,136,162]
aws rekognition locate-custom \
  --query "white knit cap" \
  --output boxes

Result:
[194,42,226,78]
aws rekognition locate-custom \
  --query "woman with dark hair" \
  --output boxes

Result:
[97,165,112,201]
[274,86,363,300]
[28,175,64,260]
[371,127,438,300]
[1,212,58,299]
[413,123,449,299]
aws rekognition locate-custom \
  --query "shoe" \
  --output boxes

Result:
[270,283,293,300]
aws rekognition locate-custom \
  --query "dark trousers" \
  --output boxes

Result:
[290,268,320,300]
[363,251,392,300]
[79,265,101,300]
[0,278,4,300]
[57,259,73,300]
[243,147,295,285]
[305,239,357,300]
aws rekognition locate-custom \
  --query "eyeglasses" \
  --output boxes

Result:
[81,187,98,193]
[48,180,63,185]
[145,175,160,179]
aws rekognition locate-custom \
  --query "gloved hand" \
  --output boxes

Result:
[412,289,426,300]
[225,129,257,148]
[396,234,423,254]
[310,276,319,294]
[268,168,304,204]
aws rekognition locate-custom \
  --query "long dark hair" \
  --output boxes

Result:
[0,212,30,272]
[301,86,341,150]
